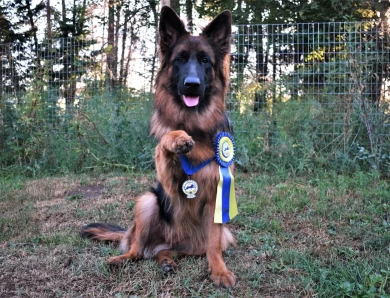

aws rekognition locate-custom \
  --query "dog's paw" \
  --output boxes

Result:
[210,270,236,288]
[172,133,194,154]
[161,259,177,273]
[107,256,124,265]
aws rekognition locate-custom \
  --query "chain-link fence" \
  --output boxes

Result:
[1,21,389,173]
[228,22,390,173]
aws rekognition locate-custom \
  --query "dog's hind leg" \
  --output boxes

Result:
[108,191,164,264]
[107,223,142,264]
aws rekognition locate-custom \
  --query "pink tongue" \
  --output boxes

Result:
[183,96,199,107]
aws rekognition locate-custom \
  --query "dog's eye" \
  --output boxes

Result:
[177,56,185,63]
[202,57,209,63]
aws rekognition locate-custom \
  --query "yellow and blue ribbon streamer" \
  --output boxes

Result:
[214,132,238,223]
[215,166,238,223]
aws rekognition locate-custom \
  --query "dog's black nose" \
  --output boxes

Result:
[184,77,200,88]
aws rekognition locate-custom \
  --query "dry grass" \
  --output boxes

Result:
[1,171,389,297]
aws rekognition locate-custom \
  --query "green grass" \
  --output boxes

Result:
[0,170,389,297]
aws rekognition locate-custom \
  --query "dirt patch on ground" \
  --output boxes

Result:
[66,184,106,200]
[17,176,139,239]
[24,177,79,201]
[282,217,335,256]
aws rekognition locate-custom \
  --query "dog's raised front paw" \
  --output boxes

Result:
[172,132,194,154]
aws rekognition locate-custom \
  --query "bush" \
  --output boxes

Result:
[0,88,155,176]
[1,85,389,177]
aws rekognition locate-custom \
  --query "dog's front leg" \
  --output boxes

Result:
[206,222,236,287]
[157,130,195,155]
[155,130,194,188]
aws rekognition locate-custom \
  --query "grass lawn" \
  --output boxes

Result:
[1,170,389,297]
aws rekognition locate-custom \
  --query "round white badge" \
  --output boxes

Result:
[182,179,198,199]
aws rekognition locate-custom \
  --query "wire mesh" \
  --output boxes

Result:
[229,22,390,154]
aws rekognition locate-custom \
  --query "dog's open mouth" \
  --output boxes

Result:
[183,95,200,107]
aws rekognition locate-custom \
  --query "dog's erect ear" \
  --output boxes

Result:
[202,10,232,55]
[159,6,188,55]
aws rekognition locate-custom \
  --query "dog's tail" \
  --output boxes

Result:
[80,223,126,242]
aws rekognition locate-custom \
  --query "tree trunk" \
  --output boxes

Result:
[107,0,115,89]
[62,0,88,108]
[119,10,129,87]
[124,18,135,86]
[368,0,390,102]
[25,0,40,65]
[170,0,180,15]
[149,0,158,91]
[114,2,121,88]
[254,25,268,112]
[185,0,193,33]
[46,0,52,39]
[61,0,67,37]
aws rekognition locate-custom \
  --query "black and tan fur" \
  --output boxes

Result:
[81,7,236,287]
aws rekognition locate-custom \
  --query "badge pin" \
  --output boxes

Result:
[182,179,198,199]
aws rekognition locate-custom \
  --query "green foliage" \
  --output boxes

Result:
[339,270,390,297]
[0,87,155,176]
[80,88,155,170]
[1,82,389,177]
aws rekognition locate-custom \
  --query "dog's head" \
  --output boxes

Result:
[158,7,232,110]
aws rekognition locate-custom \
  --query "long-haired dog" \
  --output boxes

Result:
[81,6,236,287]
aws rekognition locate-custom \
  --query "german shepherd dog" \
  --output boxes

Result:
[81,7,236,288]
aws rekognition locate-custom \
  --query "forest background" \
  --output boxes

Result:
[1,0,390,176]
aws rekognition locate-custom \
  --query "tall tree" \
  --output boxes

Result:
[17,0,45,63]
[40,0,97,109]
[0,5,20,99]
[0,1,45,99]
[10,0,45,117]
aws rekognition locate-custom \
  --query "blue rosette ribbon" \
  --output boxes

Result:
[214,132,238,223]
